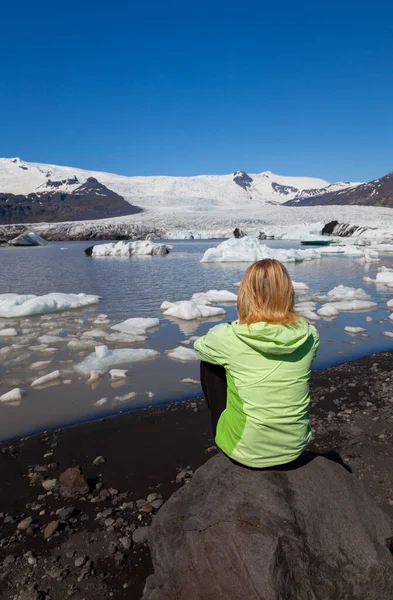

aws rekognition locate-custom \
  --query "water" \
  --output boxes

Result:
[1,239,393,441]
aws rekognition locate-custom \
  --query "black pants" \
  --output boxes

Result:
[200,361,227,438]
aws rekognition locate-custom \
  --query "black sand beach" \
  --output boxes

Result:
[1,351,393,599]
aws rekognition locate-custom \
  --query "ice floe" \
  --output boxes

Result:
[200,237,320,263]
[0,293,99,318]
[30,360,52,370]
[104,332,146,344]
[166,346,198,362]
[382,331,393,338]
[31,370,60,387]
[162,300,225,321]
[76,347,160,375]
[0,388,25,403]
[67,339,97,350]
[317,304,340,317]
[90,240,170,257]
[95,397,108,406]
[344,326,367,334]
[333,300,377,311]
[114,392,136,402]
[180,378,200,385]
[87,370,105,384]
[326,285,371,302]
[110,369,128,379]
[0,328,18,337]
[110,317,159,336]
[191,290,237,304]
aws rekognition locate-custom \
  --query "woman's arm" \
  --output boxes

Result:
[194,324,231,366]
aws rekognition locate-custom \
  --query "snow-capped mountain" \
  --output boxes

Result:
[285,172,393,207]
[0,158,359,216]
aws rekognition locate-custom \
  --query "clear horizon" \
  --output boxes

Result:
[1,0,392,183]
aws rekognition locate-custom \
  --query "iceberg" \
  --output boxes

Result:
[200,238,320,263]
[166,346,199,362]
[325,285,371,302]
[317,304,340,317]
[191,290,237,304]
[9,232,48,247]
[162,300,225,321]
[31,370,60,387]
[75,347,160,375]
[344,326,367,334]
[110,317,159,336]
[0,293,99,318]
[333,300,377,311]
[88,240,170,257]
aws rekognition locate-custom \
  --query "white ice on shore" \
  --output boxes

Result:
[166,346,198,362]
[31,370,60,387]
[162,300,226,321]
[110,317,159,336]
[201,237,320,263]
[91,240,170,257]
[76,348,160,375]
[0,293,99,318]
[0,388,25,403]
[344,326,367,334]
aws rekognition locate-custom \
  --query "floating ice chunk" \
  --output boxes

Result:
[82,329,108,338]
[365,316,373,322]
[387,299,393,309]
[31,370,60,387]
[110,369,128,380]
[0,328,18,337]
[191,290,237,303]
[95,397,108,406]
[0,293,99,318]
[0,388,25,403]
[376,271,393,284]
[379,266,393,272]
[104,332,146,344]
[201,238,320,263]
[87,370,105,384]
[111,317,159,336]
[382,331,393,338]
[37,335,64,344]
[76,348,160,375]
[30,360,52,370]
[114,392,137,402]
[166,346,198,362]
[63,379,72,384]
[233,281,241,288]
[333,300,377,311]
[180,378,200,385]
[91,240,170,257]
[0,347,12,357]
[292,281,310,292]
[95,345,109,359]
[295,302,316,312]
[163,300,225,321]
[67,339,97,349]
[344,326,367,334]
[297,310,320,321]
[356,250,380,263]
[146,391,155,398]
[326,285,371,302]
[317,304,340,317]
[363,277,374,283]
[10,232,48,246]
[160,301,174,310]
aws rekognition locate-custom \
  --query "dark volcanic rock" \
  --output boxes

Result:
[142,453,393,600]
[285,170,393,207]
[233,170,253,191]
[233,227,246,239]
[84,246,93,256]
[0,178,142,225]
[59,466,89,498]
[321,220,371,237]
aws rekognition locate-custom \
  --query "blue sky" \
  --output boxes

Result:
[1,0,392,182]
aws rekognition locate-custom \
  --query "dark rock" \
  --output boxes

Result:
[17,517,33,531]
[56,506,77,521]
[233,170,253,191]
[84,246,93,256]
[233,227,246,239]
[59,466,89,498]
[119,536,132,550]
[142,453,393,600]
[74,556,86,568]
[132,527,150,545]
[3,554,16,567]
[92,455,106,465]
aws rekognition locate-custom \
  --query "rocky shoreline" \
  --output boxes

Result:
[1,351,393,599]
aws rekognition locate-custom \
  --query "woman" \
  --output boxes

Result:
[194,258,319,469]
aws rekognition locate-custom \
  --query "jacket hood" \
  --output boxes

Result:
[231,318,313,355]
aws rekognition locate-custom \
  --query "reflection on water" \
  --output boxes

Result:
[1,239,393,440]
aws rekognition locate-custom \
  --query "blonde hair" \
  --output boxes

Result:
[237,259,298,325]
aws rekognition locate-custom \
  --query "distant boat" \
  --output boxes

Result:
[300,239,332,246]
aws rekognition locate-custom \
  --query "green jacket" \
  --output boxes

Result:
[194,319,319,468]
